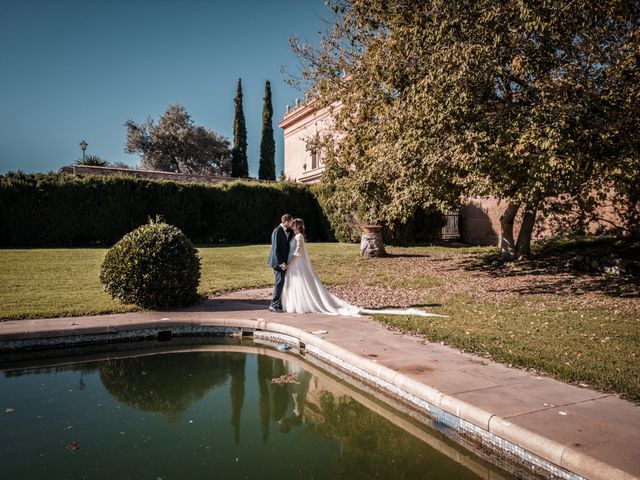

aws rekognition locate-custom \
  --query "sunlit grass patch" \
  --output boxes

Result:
[375,294,640,401]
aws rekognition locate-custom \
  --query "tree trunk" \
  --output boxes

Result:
[515,203,538,259]
[499,202,520,260]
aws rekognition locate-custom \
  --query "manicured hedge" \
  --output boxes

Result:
[0,172,332,246]
[100,219,201,308]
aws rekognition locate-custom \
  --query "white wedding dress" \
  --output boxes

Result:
[281,234,442,317]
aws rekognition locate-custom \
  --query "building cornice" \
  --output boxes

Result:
[278,100,319,129]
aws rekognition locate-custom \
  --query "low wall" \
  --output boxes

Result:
[460,194,633,247]
[59,165,246,185]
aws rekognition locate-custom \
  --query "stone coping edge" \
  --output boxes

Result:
[0,317,635,480]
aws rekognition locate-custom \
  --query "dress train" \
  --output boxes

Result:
[281,234,445,318]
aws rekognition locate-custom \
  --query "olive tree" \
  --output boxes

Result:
[125,104,231,175]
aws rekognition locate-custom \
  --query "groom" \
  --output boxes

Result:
[267,214,293,312]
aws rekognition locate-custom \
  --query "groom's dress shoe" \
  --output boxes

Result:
[269,306,283,313]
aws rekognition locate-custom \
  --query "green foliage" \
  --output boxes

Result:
[125,104,231,175]
[75,154,109,167]
[231,79,249,178]
[100,219,201,308]
[0,172,331,246]
[258,80,276,180]
[311,182,443,244]
[310,182,356,242]
[382,208,445,245]
[292,0,640,253]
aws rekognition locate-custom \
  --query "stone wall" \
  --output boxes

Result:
[459,198,502,246]
[460,193,633,247]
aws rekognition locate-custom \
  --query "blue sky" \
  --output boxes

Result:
[0,0,327,177]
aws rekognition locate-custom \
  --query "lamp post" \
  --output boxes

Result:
[79,140,88,160]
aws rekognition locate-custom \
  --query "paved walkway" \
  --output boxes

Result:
[1,288,638,480]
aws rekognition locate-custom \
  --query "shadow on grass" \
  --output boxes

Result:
[384,253,431,258]
[460,236,640,298]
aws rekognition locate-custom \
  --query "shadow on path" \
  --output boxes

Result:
[179,298,270,313]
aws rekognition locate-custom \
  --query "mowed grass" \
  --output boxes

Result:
[0,244,362,320]
[1,243,638,400]
[0,248,135,319]
[377,295,640,402]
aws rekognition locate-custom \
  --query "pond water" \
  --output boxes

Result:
[0,341,509,479]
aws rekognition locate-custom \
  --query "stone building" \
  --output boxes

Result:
[278,101,629,246]
[278,100,336,184]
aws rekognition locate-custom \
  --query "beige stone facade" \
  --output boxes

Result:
[278,100,336,184]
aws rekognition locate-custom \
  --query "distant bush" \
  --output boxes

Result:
[0,172,331,246]
[310,182,444,244]
[310,182,357,242]
[100,219,200,308]
[74,154,110,166]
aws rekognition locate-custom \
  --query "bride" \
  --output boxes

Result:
[280,218,441,317]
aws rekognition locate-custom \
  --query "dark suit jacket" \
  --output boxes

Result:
[267,225,291,269]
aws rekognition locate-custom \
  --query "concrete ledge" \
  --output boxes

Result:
[0,316,636,480]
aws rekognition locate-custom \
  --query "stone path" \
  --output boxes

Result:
[1,288,638,480]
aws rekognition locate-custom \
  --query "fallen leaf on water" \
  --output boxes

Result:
[66,441,80,452]
[271,374,299,385]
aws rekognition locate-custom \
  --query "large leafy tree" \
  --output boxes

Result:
[125,104,231,175]
[292,0,640,258]
[259,80,276,180]
[231,78,249,177]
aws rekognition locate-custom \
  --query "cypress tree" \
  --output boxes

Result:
[231,79,249,177]
[229,354,246,446]
[258,80,276,180]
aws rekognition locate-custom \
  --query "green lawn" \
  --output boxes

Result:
[0,244,365,320]
[1,243,638,401]
[0,242,460,320]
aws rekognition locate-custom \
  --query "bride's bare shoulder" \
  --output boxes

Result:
[295,233,305,240]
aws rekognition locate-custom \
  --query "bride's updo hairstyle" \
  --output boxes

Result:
[293,218,306,239]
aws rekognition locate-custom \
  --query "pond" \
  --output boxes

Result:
[0,340,510,479]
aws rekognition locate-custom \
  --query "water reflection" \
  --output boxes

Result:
[99,350,315,438]
[99,352,230,422]
[258,355,312,438]
[1,345,506,479]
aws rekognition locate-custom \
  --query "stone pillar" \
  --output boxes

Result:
[360,225,386,258]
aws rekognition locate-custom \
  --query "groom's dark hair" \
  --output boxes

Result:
[281,214,293,223]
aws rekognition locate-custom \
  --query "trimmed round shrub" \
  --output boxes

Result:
[100,220,201,308]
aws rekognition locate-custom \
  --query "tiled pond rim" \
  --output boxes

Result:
[0,318,635,480]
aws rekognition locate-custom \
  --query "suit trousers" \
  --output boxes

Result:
[270,268,286,309]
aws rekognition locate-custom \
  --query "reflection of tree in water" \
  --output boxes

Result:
[257,357,312,441]
[306,392,474,480]
[229,352,246,445]
[99,352,230,422]
[257,355,273,442]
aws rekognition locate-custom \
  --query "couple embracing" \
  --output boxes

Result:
[267,214,438,318]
